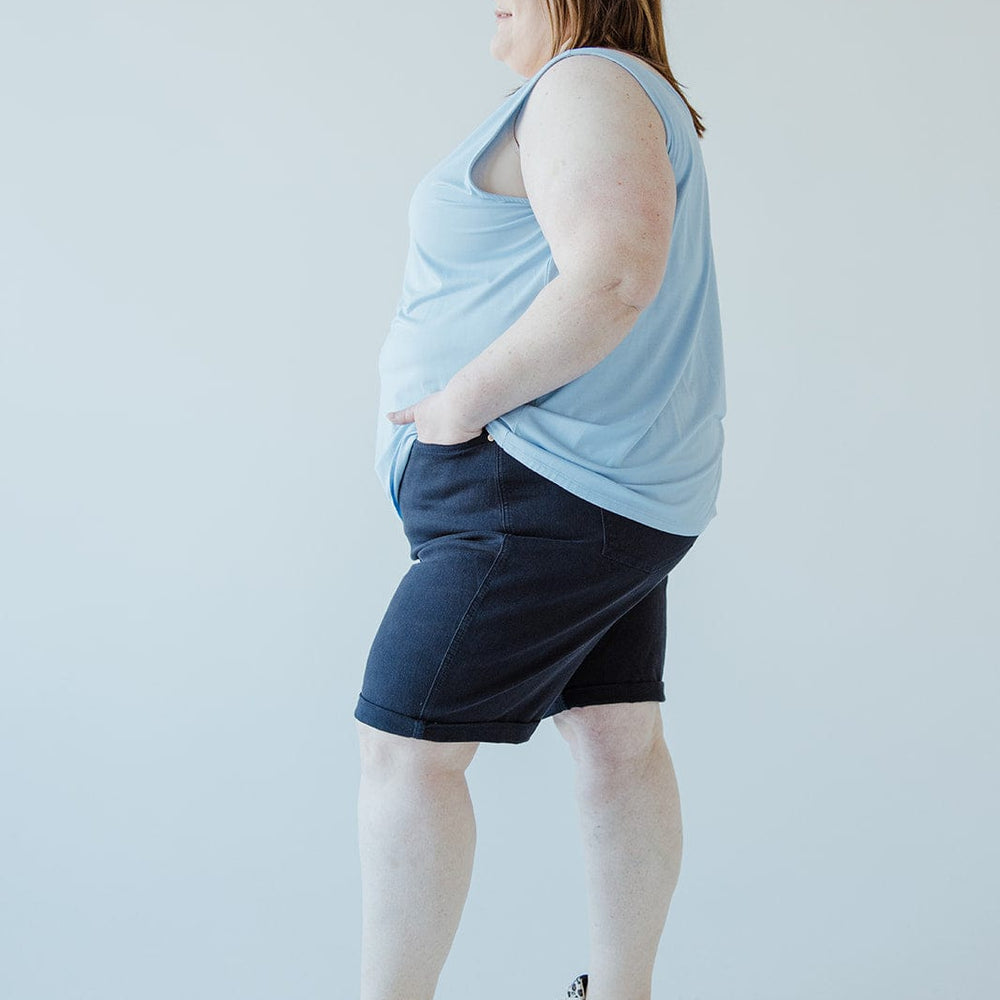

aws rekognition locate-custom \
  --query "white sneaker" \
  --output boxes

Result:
[566,973,588,998]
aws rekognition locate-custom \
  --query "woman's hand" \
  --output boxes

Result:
[386,389,484,445]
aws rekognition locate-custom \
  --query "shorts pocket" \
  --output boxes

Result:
[399,430,501,548]
[599,507,697,576]
[412,430,489,452]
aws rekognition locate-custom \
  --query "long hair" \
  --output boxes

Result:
[512,0,706,139]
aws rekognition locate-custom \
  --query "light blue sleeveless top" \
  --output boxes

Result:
[374,46,726,535]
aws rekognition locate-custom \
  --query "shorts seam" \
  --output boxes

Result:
[495,439,510,534]
[417,534,509,721]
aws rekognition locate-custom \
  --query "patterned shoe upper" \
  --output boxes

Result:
[566,973,588,998]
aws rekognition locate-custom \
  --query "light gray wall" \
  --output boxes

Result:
[2,2,997,998]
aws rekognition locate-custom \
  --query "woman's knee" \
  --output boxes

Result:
[552,701,664,767]
[356,719,479,776]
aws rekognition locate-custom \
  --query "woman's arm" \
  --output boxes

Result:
[443,54,676,432]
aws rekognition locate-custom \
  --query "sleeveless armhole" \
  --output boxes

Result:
[465,47,676,203]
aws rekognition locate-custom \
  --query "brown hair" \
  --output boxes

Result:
[510,0,706,139]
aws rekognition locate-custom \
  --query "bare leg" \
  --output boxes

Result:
[356,721,479,1000]
[554,702,682,1000]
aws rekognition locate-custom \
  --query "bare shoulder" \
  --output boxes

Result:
[514,52,666,147]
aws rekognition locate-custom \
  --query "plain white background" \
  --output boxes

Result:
[1,1,998,998]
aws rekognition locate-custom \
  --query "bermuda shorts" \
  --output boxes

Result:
[355,429,698,744]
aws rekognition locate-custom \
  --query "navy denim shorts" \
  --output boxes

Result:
[355,429,698,744]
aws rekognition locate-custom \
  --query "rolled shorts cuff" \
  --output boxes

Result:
[544,680,666,716]
[354,693,539,745]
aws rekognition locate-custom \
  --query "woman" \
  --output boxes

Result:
[356,1,726,997]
